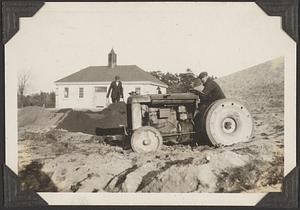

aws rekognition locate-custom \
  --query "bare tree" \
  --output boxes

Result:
[18,71,30,108]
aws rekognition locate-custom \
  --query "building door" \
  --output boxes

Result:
[94,86,107,108]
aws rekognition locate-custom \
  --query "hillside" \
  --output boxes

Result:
[216,57,284,112]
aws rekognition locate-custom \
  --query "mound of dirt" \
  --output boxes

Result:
[18,106,67,128]
[56,102,127,135]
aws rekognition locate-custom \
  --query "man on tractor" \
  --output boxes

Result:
[191,72,226,145]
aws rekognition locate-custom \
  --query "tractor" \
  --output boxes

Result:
[97,93,254,153]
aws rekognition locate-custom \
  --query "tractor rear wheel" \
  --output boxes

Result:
[131,126,163,153]
[203,99,254,146]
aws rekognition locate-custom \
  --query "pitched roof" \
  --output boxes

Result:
[55,65,167,86]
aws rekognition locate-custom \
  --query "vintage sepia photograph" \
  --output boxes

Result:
[3,1,297,206]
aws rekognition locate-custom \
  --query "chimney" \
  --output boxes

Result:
[108,48,117,68]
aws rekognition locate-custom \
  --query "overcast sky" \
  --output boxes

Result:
[5,2,293,94]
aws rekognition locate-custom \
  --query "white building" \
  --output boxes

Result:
[55,49,168,109]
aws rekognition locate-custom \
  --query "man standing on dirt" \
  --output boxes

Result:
[106,75,124,103]
[157,87,162,94]
[192,72,226,145]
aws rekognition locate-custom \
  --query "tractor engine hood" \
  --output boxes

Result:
[127,93,199,104]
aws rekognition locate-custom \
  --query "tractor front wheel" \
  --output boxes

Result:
[131,126,163,153]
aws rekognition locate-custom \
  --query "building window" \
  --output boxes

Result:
[95,86,107,92]
[64,87,69,98]
[135,87,141,95]
[79,88,84,98]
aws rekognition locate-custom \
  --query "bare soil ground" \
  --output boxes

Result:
[18,57,284,193]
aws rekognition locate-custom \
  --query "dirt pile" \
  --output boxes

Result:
[18,106,68,128]
[56,102,127,135]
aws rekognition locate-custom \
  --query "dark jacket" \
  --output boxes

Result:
[199,78,225,105]
[107,81,123,99]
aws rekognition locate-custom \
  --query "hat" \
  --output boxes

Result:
[198,72,208,79]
